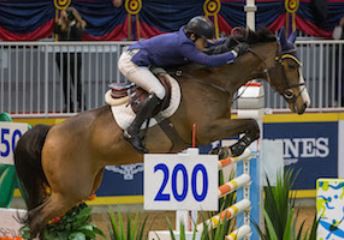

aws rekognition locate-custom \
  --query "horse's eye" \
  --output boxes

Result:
[284,89,294,99]
[287,63,298,70]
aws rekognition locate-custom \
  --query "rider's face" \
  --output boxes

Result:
[195,38,207,51]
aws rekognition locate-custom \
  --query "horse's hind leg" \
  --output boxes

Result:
[29,192,80,238]
[89,168,104,199]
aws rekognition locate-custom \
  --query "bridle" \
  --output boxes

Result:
[177,41,306,105]
[274,52,306,103]
[249,48,306,104]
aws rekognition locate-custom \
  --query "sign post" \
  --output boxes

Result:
[145,150,218,240]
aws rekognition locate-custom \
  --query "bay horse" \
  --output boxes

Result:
[14,28,310,238]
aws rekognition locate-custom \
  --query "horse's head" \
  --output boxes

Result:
[232,27,310,114]
[267,27,311,114]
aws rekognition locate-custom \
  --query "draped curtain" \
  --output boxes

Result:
[0,0,343,41]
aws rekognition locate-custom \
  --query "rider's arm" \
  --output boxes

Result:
[206,38,226,47]
[181,42,238,67]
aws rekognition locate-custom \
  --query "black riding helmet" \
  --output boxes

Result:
[185,16,215,40]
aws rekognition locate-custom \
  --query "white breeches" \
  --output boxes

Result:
[118,51,166,100]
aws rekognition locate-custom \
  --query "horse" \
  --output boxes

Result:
[14,27,310,238]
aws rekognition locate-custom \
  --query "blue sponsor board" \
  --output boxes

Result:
[96,164,143,197]
[263,122,338,190]
[96,121,338,198]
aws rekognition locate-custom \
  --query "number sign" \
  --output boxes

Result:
[144,153,218,211]
[0,122,28,165]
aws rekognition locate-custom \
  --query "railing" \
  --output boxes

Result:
[265,40,344,111]
[0,42,130,117]
[0,40,343,117]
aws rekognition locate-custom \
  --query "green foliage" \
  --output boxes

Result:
[108,208,149,240]
[0,112,13,122]
[20,203,104,240]
[255,169,319,240]
[0,165,17,208]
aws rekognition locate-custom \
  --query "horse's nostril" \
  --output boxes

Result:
[304,102,308,108]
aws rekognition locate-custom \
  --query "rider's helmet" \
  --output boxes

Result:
[184,16,215,39]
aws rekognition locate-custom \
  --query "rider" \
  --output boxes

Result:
[118,16,249,153]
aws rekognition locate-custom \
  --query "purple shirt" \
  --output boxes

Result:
[128,27,237,67]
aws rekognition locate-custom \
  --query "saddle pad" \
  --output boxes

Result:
[106,74,181,130]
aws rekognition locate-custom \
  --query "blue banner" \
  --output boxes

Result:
[264,122,338,190]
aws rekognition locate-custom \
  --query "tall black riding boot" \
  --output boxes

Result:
[125,93,161,153]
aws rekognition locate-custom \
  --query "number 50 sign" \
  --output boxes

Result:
[0,122,28,165]
[144,152,218,211]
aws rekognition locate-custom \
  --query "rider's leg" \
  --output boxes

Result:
[118,51,166,152]
[125,93,161,152]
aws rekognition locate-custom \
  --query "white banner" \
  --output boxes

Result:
[0,208,26,237]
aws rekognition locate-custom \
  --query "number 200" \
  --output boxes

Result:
[154,163,208,202]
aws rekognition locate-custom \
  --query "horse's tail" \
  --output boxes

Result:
[14,124,51,211]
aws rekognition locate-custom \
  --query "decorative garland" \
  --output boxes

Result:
[20,203,104,240]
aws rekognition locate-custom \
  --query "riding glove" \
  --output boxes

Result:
[233,43,249,56]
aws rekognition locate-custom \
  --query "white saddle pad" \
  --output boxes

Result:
[105,74,181,130]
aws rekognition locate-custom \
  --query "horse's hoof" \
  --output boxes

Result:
[218,147,230,159]
[229,144,245,157]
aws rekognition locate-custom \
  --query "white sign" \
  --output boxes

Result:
[144,153,218,211]
[0,122,29,165]
[0,208,26,237]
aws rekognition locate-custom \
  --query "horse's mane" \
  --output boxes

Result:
[232,27,276,44]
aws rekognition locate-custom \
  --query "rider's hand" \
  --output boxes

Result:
[233,43,249,56]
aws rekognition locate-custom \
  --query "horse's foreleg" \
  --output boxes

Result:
[204,118,260,157]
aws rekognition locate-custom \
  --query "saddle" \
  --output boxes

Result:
[108,69,172,115]
[106,69,185,151]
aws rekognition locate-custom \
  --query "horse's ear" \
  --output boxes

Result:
[278,27,287,48]
[278,27,285,39]
[288,31,297,43]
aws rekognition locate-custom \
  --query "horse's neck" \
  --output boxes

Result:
[178,42,277,96]
[221,42,278,93]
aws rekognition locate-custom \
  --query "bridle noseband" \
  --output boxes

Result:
[249,48,306,104]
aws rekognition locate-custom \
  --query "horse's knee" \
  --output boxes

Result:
[246,119,260,140]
